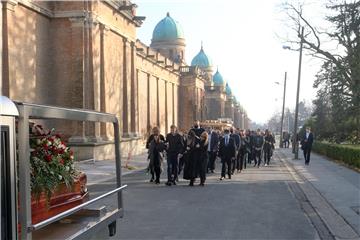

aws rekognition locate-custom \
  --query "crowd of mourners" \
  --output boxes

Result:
[145,121,275,186]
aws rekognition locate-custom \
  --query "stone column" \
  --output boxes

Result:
[122,37,130,137]
[172,83,175,125]
[156,77,160,128]
[1,1,16,97]
[68,17,86,142]
[147,73,151,131]
[130,41,138,136]
[165,81,168,132]
[99,23,107,139]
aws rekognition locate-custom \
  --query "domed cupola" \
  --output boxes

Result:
[225,83,232,95]
[212,69,225,86]
[152,12,184,42]
[150,13,186,63]
[191,45,212,69]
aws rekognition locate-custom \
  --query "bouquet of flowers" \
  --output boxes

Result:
[29,124,78,201]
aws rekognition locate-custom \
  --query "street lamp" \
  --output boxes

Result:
[275,72,287,148]
[283,26,304,159]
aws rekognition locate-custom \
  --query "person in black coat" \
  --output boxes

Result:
[230,128,241,174]
[239,129,247,171]
[198,131,209,186]
[218,129,236,180]
[146,127,165,182]
[207,129,219,173]
[263,129,275,166]
[191,120,205,137]
[253,129,264,168]
[301,127,314,165]
[148,134,166,184]
[183,130,200,186]
[165,125,184,186]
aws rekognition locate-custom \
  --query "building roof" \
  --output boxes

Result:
[225,83,232,95]
[152,12,184,41]
[191,46,212,68]
[213,69,225,86]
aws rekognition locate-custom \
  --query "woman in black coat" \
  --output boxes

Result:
[197,131,209,186]
[148,134,166,184]
[183,130,200,186]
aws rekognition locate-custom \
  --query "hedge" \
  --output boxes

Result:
[312,142,360,169]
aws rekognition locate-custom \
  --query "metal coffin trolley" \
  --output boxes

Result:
[0,96,127,240]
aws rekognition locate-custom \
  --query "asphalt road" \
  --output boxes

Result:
[91,152,321,240]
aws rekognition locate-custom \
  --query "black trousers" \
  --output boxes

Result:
[303,147,312,164]
[221,158,232,178]
[207,151,217,171]
[263,147,271,165]
[240,151,247,170]
[231,153,238,173]
[199,154,208,184]
[152,157,161,181]
[167,153,178,182]
[254,150,262,166]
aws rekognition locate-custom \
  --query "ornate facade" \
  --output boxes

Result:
[1,0,248,159]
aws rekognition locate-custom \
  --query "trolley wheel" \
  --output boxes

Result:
[108,221,117,236]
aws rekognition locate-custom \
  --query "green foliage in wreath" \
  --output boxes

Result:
[29,125,78,202]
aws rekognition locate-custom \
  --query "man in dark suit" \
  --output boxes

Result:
[301,127,314,165]
[207,128,219,173]
[230,128,241,174]
[165,125,184,186]
[218,129,236,180]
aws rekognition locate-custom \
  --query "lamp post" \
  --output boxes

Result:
[283,26,304,159]
[293,26,304,159]
[275,72,287,148]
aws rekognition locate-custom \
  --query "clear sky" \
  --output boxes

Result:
[133,0,326,124]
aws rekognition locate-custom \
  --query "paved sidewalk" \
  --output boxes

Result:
[278,148,360,237]
[75,152,149,186]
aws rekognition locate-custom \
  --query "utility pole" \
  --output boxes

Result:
[293,26,304,159]
[279,72,287,148]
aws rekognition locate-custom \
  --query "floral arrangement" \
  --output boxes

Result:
[29,124,78,201]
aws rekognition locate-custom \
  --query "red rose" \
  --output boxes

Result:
[43,144,49,150]
[59,159,64,165]
[45,155,52,162]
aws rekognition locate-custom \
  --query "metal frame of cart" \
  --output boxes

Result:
[14,101,126,240]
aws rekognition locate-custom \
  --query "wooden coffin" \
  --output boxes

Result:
[31,172,89,224]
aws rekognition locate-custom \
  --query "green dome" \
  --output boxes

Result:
[213,69,225,86]
[152,13,184,41]
[191,46,211,68]
[225,83,232,95]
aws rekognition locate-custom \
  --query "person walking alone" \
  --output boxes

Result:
[301,127,314,165]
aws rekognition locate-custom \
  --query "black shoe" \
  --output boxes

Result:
[150,178,154,183]
[228,175,231,179]
[199,182,205,186]
[165,181,172,186]
[172,181,177,185]
[189,181,194,186]
[219,177,224,180]
[155,179,160,184]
